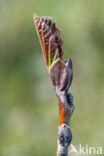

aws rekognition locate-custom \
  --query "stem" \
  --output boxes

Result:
[49,58,74,156]
[56,90,74,156]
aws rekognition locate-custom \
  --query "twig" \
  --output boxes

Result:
[33,14,74,156]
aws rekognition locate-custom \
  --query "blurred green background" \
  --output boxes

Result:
[0,0,104,156]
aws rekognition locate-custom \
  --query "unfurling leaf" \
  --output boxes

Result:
[33,14,63,69]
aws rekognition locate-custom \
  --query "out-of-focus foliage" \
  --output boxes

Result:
[0,0,104,156]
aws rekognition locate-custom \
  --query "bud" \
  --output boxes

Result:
[50,58,73,91]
